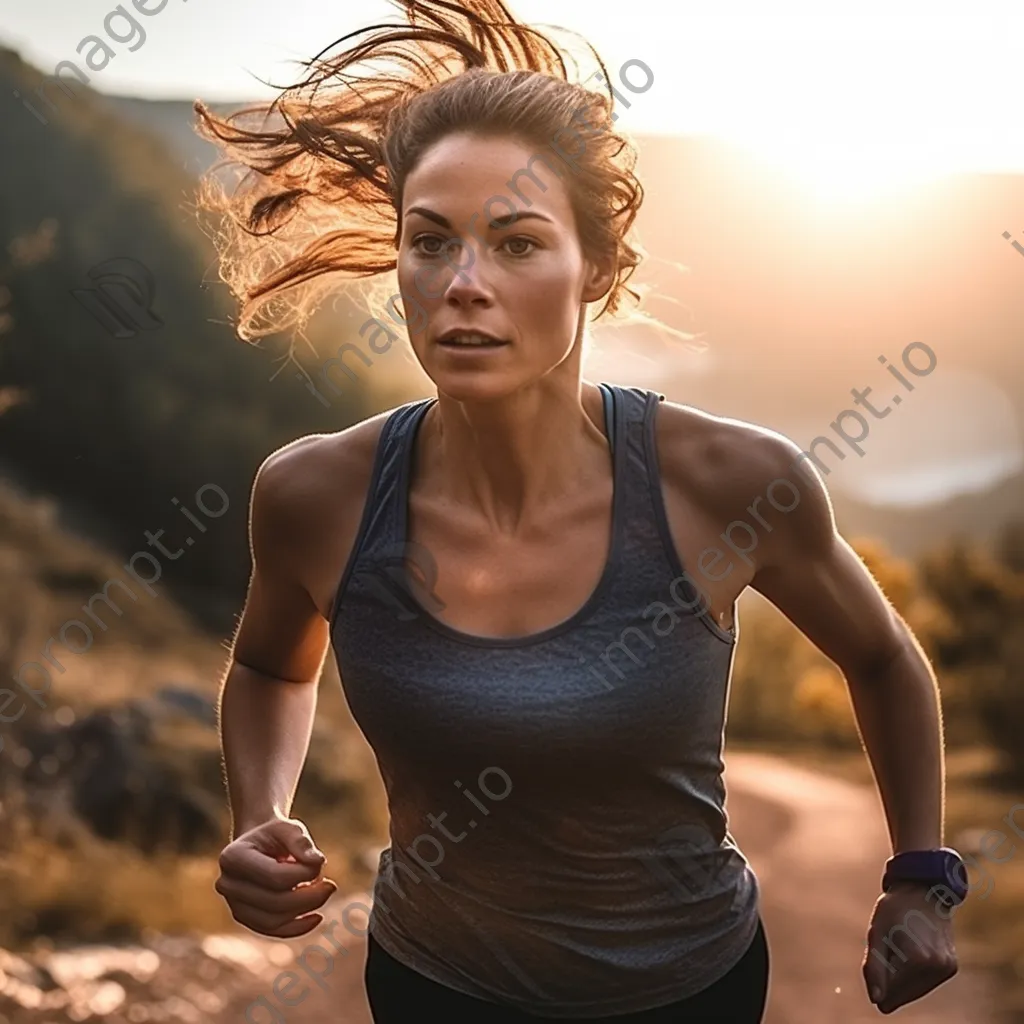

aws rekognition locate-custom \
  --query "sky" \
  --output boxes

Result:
[3,0,1024,201]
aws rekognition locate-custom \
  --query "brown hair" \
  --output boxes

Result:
[192,0,646,343]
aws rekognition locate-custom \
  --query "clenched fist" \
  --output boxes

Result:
[215,817,338,938]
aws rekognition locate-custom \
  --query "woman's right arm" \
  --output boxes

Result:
[221,444,332,837]
[216,442,338,936]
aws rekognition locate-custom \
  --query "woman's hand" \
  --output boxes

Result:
[862,884,958,1014]
[215,816,338,938]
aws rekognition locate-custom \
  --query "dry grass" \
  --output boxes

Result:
[0,643,389,951]
[0,826,379,950]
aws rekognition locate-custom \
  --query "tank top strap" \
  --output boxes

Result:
[599,383,669,554]
[366,396,436,554]
[330,396,436,627]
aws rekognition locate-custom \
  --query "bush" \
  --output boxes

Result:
[919,530,1024,780]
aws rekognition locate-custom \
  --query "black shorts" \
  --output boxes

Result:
[365,916,770,1022]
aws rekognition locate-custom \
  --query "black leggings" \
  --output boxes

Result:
[365,917,770,1022]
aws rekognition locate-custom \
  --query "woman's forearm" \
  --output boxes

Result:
[219,660,319,839]
[845,635,945,854]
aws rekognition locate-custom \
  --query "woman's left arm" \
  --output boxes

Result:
[747,436,957,1014]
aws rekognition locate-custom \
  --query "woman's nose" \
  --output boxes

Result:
[442,248,494,305]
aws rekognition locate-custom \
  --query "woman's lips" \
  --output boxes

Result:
[436,335,510,349]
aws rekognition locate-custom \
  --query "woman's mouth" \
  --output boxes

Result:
[437,331,510,348]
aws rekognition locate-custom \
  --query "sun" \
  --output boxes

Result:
[745,140,955,207]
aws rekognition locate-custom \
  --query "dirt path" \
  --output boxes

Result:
[725,751,997,1023]
[0,754,997,1022]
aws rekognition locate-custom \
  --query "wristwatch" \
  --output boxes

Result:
[882,847,968,909]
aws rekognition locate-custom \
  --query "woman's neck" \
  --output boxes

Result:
[418,381,610,536]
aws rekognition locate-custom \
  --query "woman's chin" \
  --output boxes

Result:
[429,369,524,402]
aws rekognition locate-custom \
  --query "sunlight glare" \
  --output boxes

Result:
[750,141,954,206]
[620,8,1022,204]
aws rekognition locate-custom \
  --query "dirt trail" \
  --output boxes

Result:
[726,751,996,1023]
[0,754,997,1022]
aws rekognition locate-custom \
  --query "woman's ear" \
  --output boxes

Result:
[581,254,616,304]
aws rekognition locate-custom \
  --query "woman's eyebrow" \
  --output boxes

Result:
[405,206,555,229]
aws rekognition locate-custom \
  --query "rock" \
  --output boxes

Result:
[12,704,221,855]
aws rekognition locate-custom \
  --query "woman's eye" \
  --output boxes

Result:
[411,235,537,257]
[412,235,449,256]
[503,237,537,256]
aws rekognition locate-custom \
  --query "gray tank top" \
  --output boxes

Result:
[330,383,761,1018]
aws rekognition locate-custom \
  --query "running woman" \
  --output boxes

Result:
[198,2,963,1020]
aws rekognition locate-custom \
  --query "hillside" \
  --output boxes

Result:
[836,468,1024,557]
[0,48,391,628]
[0,473,387,947]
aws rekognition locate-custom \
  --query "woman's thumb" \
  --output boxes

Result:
[268,819,325,864]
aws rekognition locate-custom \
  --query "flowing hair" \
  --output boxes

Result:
[192,0,648,345]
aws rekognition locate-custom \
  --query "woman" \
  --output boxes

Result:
[198,2,962,1020]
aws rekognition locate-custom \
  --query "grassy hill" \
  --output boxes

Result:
[0,47,400,629]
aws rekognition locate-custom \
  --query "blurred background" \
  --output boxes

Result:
[0,1,1022,1021]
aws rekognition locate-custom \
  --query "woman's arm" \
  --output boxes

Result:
[748,455,944,855]
[221,663,321,839]
[733,432,956,1012]
[220,444,333,839]
[214,426,384,938]
[653,404,945,846]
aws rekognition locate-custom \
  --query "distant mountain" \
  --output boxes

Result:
[835,465,1024,558]
[95,95,241,177]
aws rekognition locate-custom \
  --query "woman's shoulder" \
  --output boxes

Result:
[652,396,828,528]
[257,397,424,503]
[257,409,390,504]
[249,400,424,618]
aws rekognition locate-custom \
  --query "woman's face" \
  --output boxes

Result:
[396,131,612,400]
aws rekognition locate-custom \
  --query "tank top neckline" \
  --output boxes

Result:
[392,383,627,649]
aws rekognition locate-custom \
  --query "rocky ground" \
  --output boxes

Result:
[0,894,374,1024]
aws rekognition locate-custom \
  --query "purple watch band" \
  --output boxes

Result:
[882,847,968,904]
